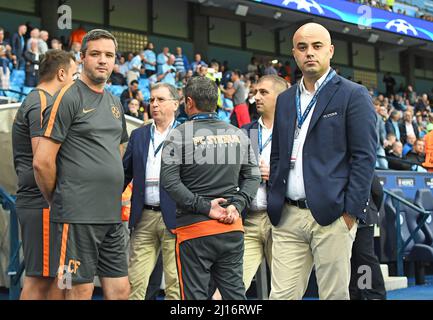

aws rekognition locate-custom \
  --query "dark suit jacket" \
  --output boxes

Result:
[11,33,24,58]
[398,120,419,144]
[385,119,401,140]
[268,74,377,226]
[123,124,176,230]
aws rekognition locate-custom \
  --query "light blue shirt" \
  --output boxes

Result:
[143,49,156,71]
[392,121,400,141]
[159,64,176,86]
[157,53,168,74]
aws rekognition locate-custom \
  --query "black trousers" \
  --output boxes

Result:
[350,226,387,300]
[178,231,245,300]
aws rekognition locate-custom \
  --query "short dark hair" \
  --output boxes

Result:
[39,49,75,83]
[184,76,218,112]
[130,79,139,86]
[81,29,117,55]
[232,69,242,77]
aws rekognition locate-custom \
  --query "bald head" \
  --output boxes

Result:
[292,23,334,83]
[292,23,332,47]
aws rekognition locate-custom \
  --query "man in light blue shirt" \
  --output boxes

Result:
[127,52,143,84]
[143,42,156,78]
[157,54,176,86]
[157,47,169,75]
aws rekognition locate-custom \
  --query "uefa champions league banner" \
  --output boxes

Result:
[253,0,433,42]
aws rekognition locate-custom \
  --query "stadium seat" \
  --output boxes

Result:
[138,78,149,91]
[106,85,126,97]
[22,86,34,95]
[414,189,433,246]
[384,189,433,284]
[9,70,25,89]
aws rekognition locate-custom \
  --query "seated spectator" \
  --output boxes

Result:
[399,110,419,143]
[384,132,397,155]
[110,64,126,86]
[385,110,402,142]
[157,54,176,86]
[388,141,411,171]
[126,98,146,121]
[393,94,406,111]
[416,112,427,136]
[190,53,207,74]
[120,80,145,113]
[264,60,278,75]
[51,38,63,50]
[402,133,417,157]
[415,94,431,116]
[24,39,41,87]
[378,105,388,122]
[405,139,427,171]
[0,45,11,89]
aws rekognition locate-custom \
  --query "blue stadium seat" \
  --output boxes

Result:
[9,70,25,88]
[384,189,433,283]
[138,78,149,91]
[22,86,34,95]
[5,85,23,102]
[106,85,126,97]
[414,189,433,246]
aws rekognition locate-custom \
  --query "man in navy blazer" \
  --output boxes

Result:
[268,23,377,300]
[123,83,180,300]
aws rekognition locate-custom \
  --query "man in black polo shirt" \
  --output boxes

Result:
[12,49,77,299]
[33,29,129,300]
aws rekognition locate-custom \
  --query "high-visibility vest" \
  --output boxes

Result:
[423,131,433,172]
[121,183,132,222]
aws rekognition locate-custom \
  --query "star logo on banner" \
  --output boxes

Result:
[385,19,418,35]
[282,0,325,14]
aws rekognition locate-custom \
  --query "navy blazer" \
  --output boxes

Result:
[268,74,377,226]
[123,124,176,230]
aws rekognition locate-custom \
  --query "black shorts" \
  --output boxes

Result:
[52,222,128,284]
[16,207,58,278]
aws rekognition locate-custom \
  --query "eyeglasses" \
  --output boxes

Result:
[149,97,177,104]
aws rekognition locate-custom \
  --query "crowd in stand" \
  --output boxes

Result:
[348,0,433,21]
[374,73,433,171]
[1,22,433,172]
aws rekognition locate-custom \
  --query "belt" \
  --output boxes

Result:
[143,204,161,212]
[286,198,309,209]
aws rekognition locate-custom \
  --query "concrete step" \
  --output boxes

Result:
[384,276,408,291]
[381,264,389,278]
[380,264,408,291]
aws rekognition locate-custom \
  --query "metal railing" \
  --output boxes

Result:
[0,186,22,300]
[383,188,432,276]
